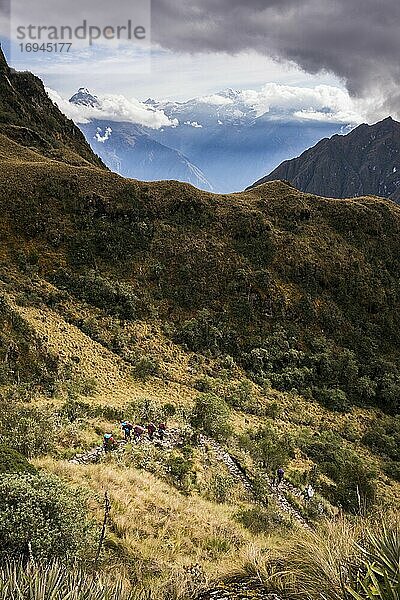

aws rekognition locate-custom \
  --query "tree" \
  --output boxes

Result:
[190,393,232,440]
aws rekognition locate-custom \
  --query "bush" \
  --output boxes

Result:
[0,405,58,458]
[0,445,36,475]
[314,387,350,412]
[362,416,400,462]
[348,523,400,600]
[165,451,196,489]
[236,506,288,534]
[190,393,232,440]
[301,431,377,512]
[0,473,95,561]
[241,424,294,474]
[132,357,160,380]
[60,398,92,423]
[53,270,141,321]
[207,473,235,503]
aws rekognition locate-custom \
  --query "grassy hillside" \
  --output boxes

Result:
[0,55,399,599]
[0,47,104,168]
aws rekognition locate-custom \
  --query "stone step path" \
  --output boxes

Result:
[70,432,311,530]
[69,428,183,465]
[200,435,311,531]
[69,443,125,465]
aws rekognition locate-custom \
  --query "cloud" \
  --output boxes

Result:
[95,126,112,142]
[151,0,400,115]
[46,87,178,129]
[240,83,366,122]
[184,120,203,127]
[195,84,372,123]
[199,94,234,106]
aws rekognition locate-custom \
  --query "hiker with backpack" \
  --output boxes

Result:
[133,425,146,443]
[303,483,315,502]
[147,422,156,440]
[103,433,116,452]
[158,422,167,440]
[121,420,133,441]
[276,467,285,486]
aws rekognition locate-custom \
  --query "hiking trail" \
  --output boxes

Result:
[199,435,311,531]
[70,431,311,530]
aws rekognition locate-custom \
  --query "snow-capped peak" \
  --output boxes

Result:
[69,88,100,108]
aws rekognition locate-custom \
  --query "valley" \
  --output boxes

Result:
[0,46,398,600]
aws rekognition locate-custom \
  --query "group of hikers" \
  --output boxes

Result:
[103,420,167,452]
[274,467,315,502]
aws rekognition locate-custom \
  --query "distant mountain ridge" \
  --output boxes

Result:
[249,117,400,202]
[69,87,345,193]
[69,89,213,190]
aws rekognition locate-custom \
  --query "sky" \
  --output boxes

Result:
[1,0,399,123]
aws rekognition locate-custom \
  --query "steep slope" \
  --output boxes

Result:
[0,47,104,168]
[0,54,399,598]
[249,117,400,202]
[0,59,399,413]
[1,131,400,413]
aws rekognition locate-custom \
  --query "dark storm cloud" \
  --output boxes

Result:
[152,0,400,109]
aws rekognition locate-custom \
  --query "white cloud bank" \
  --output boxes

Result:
[47,82,377,130]
[46,88,178,129]
[234,83,373,123]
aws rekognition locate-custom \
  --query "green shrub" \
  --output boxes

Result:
[165,452,196,490]
[207,473,235,503]
[362,416,400,462]
[132,357,160,380]
[314,387,350,412]
[241,424,294,475]
[190,393,232,440]
[301,431,377,512]
[161,403,176,418]
[60,398,92,423]
[384,461,400,482]
[348,523,400,600]
[0,405,58,458]
[53,270,142,321]
[0,445,36,475]
[0,473,95,561]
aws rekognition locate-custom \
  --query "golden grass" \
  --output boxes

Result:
[36,457,285,598]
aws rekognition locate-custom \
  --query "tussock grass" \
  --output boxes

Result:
[238,515,400,600]
[38,458,282,598]
[0,561,145,600]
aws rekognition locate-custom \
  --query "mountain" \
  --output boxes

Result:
[0,51,399,599]
[69,89,213,190]
[69,87,100,108]
[0,47,104,168]
[71,87,344,193]
[143,91,346,193]
[78,119,213,190]
[249,117,400,201]
[2,56,400,417]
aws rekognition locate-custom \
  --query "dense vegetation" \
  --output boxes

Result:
[0,52,398,599]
